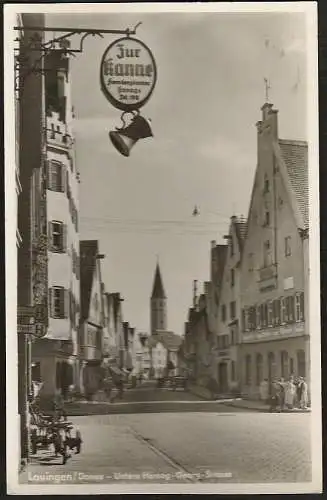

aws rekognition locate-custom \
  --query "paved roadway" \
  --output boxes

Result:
[21,387,311,485]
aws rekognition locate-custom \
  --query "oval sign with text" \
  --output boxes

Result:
[100,37,157,112]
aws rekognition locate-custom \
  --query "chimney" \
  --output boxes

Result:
[193,280,198,308]
[260,102,278,138]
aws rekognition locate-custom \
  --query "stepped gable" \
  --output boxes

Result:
[278,139,309,229]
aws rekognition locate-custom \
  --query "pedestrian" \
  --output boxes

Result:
[299,377,308,409]
[259,378,269,404]
[285,377,296,409]
[278,378,286,412]
[269,379,279,412]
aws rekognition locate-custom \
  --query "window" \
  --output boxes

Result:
[47,160,66,192]
[264,174,270,193]
[231,268,235,287]
[285,236,291,257]
[49,221,67,252]
[295,292,304,321]
[256,354,263,386]
[221,304,226,322]
[248,306,256,330]
[285,295,295,323]
[245,355,252,385]
[49,286,68,318]
[242,309,247,331]
[264,211,270,226]
[280,297,286,324]
[273,299,281,326]
[297,350,306,377]
[260,303,268,328]
[263,240,272,267]
[281,351,289,379]
[268,301,273,326]
[230,326,237,345]
[230,301,236,320]
[231,361,236,382]
[256,306,261,330]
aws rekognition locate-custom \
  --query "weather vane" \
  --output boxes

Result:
[264,77,271,103]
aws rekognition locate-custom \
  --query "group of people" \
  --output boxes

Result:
[259,376,309,412]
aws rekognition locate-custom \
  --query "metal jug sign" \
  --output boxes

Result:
[100,37,157,112]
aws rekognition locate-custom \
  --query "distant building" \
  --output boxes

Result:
[79,241,104,396]
[214,216,247,394]
[148,330,182,378]
[150,262,167,334]
[240,103,309,398]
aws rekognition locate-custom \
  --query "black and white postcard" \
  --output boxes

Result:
[5,2,321,495]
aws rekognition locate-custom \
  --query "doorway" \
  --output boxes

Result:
[218,363,228,394]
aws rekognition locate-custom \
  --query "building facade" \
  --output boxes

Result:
[32,50,80,399]
[240,103,309,399]
[16,12,45,464]
[214,217,247,395]
[79,240,105,396]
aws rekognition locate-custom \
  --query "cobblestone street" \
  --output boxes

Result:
[21,410,311,485]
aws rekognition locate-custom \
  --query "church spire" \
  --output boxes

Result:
[151,262,166,299]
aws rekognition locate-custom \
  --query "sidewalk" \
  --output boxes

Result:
[222,398,311,413]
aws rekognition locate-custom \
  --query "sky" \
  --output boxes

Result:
[46,8,307,336]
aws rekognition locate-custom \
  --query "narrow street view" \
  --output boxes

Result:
[22,380,311,484]
[8,3,320,495]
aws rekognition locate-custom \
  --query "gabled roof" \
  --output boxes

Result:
[278,139,309,229]
[148,330,182,351]
[151,263,166,299]
[80,240,98,321]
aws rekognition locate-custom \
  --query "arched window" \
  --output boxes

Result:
[256,353,263,386]
[297,350,306,377]
[245,355,252,385]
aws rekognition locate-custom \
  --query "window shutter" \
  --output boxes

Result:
[61,164,66,193]
[63,289,69,319]
[62,224,67,252]
[300,292,305,320]
[66,169,69,196]
[49,288,53,318]
[46,160,52,190]
[48,221,53,251]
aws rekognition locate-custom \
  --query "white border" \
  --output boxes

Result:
[5,2,321,495]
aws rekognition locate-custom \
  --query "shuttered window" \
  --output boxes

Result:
[48,221,67,252]
[47,160,66,192]
[49,287,69,318]
[296,292,304,321]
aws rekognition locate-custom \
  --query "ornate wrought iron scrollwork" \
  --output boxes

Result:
[14,23,142,94]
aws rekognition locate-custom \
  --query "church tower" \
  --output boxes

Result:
[150,262,167,334]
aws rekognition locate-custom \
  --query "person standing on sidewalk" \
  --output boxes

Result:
[285,376,296,409]
[278,378,286,412]
[299,377,308,409]
[269,379,279,412]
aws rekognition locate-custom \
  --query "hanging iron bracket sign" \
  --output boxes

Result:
[13,23,142,94]
[100,36,157,112]
[100,35,157,156]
